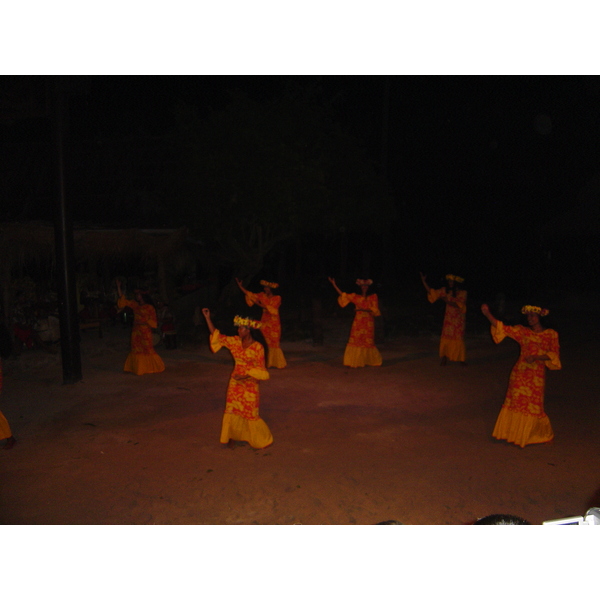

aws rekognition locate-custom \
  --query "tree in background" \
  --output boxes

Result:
[171,80,395,305]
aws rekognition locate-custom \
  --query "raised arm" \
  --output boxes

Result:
[201,308,216,334]
[116,279,135,311]
[419,272,431,292]
[235,277,250,295]
[328,276,344,296]
[480,304,499,326]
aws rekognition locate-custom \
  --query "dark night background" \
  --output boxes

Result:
[2,75,599,325]
[2,0,599,589]
[2,65,600,596]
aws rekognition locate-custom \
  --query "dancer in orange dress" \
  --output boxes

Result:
[235,278,286,368]
[481,303,561,448]
[420,272,467,365]
[0,358,16,450]
[202,309,273,449]
[328,277,382,368]
[116,280,165,375]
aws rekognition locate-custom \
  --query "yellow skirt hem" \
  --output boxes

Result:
[267,346,287,369]
[492,406,554,448]
[0,410,12,439]
[343,345,382,368]
[439,338,466,362]
[220,413,273,449]
[124,352,165,375]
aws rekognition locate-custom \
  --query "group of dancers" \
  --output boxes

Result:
[0,272,561,453]
[111,273,562,453]
[201,273,559,451]
[419,272,560,447]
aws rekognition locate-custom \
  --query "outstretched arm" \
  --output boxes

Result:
[419,272,430,292]
[235,277,249,295]
[236,277,266,308]
[202,308,216,334]
[481,304,499,326]
[328,276,343,296]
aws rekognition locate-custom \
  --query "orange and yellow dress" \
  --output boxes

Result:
[210,329,273,449]
[338,293,382,367]
[428,287,467,362]
[117,296,165,375]
[244,292,287,368]
[0,359,13,441]
[490,322,561,447]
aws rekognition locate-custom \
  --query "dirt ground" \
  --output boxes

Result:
[1,316,599,526]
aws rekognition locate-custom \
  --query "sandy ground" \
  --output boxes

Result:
[1,317,599,526]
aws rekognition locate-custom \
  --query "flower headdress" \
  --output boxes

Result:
[233,315,262,329]
[521,305,549,317]
[260,280,279,289]
[445,274,464,283]
[356,279,373,286]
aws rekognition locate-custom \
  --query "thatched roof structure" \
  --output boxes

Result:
[0,222,56,269]
[0,222,190,319]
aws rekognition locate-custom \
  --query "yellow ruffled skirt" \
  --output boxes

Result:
[267,346,287,369]
[492,406,554,448]
[220,413,273,449]
[0,410,12,440]
[124,352,165,375]
[439,338,466,362]
[343,345,382,368]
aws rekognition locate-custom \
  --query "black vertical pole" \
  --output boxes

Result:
[381,75,390,181]
[53,76,82,384]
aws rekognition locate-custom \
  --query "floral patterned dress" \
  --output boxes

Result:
[338,293,382,367]
[210,330,273,449]
[491,322,561,447]
[118,296,165,375]
[428,287,467,362]
[244,291,286,368]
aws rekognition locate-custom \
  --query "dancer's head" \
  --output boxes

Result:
[356,278,372,296]
[134,289,153,306]
[260,280,278,296]
[521,305,549,330]
[445,274,464,291]
[233,315,262,339]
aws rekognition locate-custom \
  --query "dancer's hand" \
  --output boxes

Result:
[328,277,342,295]
[480,304,498,326]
